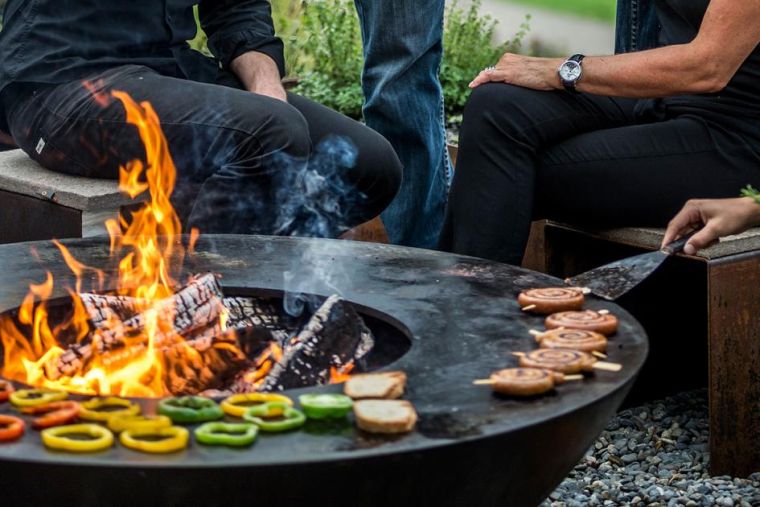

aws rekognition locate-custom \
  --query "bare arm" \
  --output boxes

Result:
[231,51,287,102]
[471,0,760,98]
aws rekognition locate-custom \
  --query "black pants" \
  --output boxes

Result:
[5,65,402,236]
[439,83,760,264]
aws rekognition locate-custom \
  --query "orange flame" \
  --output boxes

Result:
[329,361,355,384]
[0,91,235,397]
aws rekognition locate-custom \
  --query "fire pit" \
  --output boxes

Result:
[0,234,648,506]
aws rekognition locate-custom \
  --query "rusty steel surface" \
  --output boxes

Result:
[0,235,648,506]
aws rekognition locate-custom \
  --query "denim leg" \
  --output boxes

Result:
[615,0,660,54]
[354,0,450,248]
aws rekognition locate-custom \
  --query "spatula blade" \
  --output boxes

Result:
[566,250,668,301]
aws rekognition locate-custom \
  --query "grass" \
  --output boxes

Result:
[499,0,616,22]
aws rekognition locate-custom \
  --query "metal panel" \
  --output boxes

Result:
[0,188,82,244]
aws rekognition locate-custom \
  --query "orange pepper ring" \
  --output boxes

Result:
[0,414,25,442]
[21,401,81,429]
[0,380,14,402]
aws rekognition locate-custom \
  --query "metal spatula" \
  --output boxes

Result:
[565,232,696,301]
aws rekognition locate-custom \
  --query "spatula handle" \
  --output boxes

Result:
[661,230,698,255]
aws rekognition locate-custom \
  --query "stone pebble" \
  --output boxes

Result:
[542,390,760,507]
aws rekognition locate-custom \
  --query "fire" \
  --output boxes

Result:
[242,342,284,389]
[329,361,355,384]
[0,91,238,397]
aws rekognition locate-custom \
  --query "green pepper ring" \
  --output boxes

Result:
[158,396,224,424]
[9,389,67,408]
[298,393,353,420]
[194,422,258,447]
[243,402,306,432]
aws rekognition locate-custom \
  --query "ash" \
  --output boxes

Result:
[544,390,760,507]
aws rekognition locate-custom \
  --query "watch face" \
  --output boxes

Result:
[559,61,582,82]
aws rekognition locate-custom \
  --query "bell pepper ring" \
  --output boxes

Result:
[41,423,114,453]
[0,415,25,442]
[243,401,306,432]
[21,401,81,429]
[9,388,67,408]
[194,422,258,447]
[0,380,14,402]
[220,393,293,418]
[79,397,141,422]
[158,396,224,424]
[107,414,172,434]
[299,393,353,420]
[120,426,189,454]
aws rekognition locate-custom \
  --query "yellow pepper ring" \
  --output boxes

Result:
[79,397,141,422]
[10,389,68,407]
[120,426,189,454]
[107,414,172,434]
[221,393,293,418]
[41,423,114,453]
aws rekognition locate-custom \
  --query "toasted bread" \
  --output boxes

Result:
[353,399,417,434]
[344,371,407,400]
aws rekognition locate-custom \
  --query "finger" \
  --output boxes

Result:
[662,203,701,247]
[684,223,721,255]
[469,70,495,88]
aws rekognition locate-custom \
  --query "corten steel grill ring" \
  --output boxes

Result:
[0,235,648,507]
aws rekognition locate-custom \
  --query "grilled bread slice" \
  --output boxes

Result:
[344,371,407,400]
[353,399,417,434]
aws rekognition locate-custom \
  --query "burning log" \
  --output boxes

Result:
[222,296,293,341]
[53,273,226,378]
[246,295,375,392]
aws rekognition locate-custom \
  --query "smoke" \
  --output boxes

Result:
[277,135,363,316]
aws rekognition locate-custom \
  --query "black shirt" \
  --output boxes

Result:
[657,0,760,120]
[0,0,284,131]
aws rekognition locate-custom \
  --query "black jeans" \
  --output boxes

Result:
[439,83,760,265]
[5,65,402,236]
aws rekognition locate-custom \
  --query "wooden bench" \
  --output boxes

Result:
[0,149,137,243]
[529,220,760,477]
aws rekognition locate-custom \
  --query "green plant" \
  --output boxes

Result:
[287,0,365,120]
[441,0,529,119]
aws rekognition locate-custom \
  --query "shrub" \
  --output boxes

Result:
[287,0,365,120]
[441,0,529,120]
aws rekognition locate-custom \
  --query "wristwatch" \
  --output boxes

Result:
[558,54,585,93]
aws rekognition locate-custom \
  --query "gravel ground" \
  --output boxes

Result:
[543,390,760,506]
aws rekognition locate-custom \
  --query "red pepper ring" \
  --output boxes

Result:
[0,380,14,402]
[21,401,81,429]
[0,415,25,442]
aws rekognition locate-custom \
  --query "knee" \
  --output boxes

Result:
[252,98,312,159]
[353,132,402,212]
[463,83,545,143]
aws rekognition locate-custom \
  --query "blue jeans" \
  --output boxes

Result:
[354,0,451,248]
[615,0,659,53]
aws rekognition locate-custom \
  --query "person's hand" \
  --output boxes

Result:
[230,51,287,102]
[469,53,563,91]
[662,197,760,254]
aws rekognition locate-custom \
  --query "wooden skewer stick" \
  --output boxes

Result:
[592,361,622,372]
[521,304,537,312]
[512,352,526,357]
[592,351,608,359]
[529,329,544,337]
[566,286,592,295]
[473,373,585,385]
[598,309,610,315]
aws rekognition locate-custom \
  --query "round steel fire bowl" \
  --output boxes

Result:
[0,235,648,507]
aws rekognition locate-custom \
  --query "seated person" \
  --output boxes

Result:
[0,0,401,236]
[439,0,760,265]
[664,192,760,254]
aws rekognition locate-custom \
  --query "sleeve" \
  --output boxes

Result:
[198,0,285,77]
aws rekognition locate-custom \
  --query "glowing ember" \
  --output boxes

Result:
[0,91,240,397]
